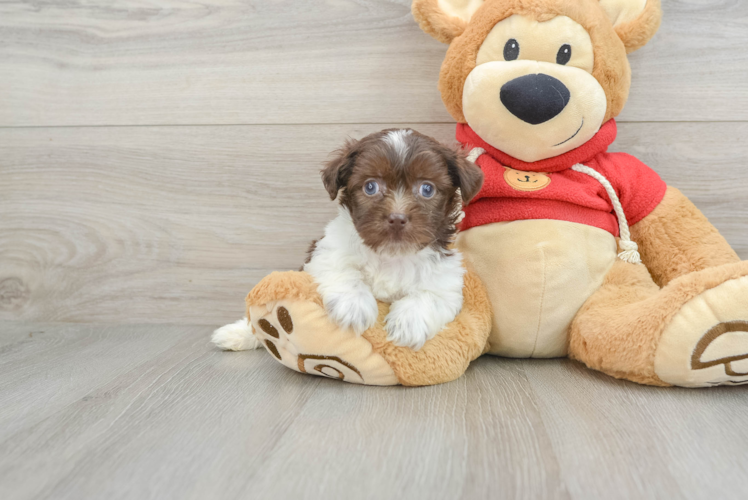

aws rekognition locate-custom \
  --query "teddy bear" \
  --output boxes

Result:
[238,0,748,388]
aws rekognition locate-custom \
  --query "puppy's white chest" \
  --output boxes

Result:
[361,258,418,303]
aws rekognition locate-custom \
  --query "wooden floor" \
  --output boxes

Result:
[1,321,746,500]
[2,1,748,498]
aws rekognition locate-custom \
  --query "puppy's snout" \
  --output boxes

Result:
[500,74,570,125]
[387,213,409,228]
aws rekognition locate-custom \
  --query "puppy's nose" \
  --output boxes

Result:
[387,213,408,228]
[500,74,570,125]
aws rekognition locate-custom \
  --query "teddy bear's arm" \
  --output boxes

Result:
[630,186,739,287]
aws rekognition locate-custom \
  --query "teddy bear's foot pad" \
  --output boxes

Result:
[655,276,748,387]
[249,300,399,385]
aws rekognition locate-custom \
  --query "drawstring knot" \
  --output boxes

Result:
[617,240,642,265]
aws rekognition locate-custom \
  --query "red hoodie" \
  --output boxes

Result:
[456,119,667,237]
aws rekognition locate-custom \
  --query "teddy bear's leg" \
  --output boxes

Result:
[631,187,740,287]
[246,270,491,386]
[248,296,399,386]
[569,259,748,387]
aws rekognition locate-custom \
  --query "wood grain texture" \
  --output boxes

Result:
[2,122,747,325]
[0,323,203,444]
[0,0,746,127]
[524,360,748,500]
[0,321,746,500]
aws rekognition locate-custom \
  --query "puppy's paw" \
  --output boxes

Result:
[385,302,440,351]
[211,317,261,351]
[324,289,379,335]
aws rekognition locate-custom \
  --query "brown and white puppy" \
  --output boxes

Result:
[306,128,483,350]
[212,128,483,351]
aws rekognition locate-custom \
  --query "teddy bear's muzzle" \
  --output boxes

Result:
[499,73,570,125]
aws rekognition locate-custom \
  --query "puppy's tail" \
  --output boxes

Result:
[211,317,261,351]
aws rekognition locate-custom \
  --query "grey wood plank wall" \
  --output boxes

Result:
[1,1,747,325]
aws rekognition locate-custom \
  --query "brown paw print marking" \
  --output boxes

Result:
[297,354,363,382]
[691,320,748,377]
[314,365,344,379]
[257,306,294,360]
[265,340,281,360]
[255,305,364,383]
[258,319,279,338]
[277,306,293,333]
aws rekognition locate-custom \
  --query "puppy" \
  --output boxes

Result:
[212,129,483,351]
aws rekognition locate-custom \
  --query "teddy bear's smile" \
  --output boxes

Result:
[553,118,584,147]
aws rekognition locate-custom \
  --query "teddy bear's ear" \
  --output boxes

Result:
[599,0,662,53]
[412,0,485,44]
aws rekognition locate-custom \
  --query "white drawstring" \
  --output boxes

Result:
[466,147,485,163]
[571,164,642,264]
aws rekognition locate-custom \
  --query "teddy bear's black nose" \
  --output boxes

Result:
[500,74,570,125]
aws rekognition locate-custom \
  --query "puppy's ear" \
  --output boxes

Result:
[443,148,484,204]
[321,139,359,200]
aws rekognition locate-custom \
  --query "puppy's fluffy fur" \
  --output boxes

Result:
[212,129,483,351]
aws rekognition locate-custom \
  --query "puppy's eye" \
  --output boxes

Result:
[556,44,571,65]
[363,180,379,196]
[503,39,520,61]
[418,182,436,199]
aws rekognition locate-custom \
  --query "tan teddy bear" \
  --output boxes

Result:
[233,0,748,388]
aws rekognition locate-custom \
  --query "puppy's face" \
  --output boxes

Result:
[322,129,484,253]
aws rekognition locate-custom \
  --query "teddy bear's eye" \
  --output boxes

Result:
[556,44,572,65]
[503,39,520,61]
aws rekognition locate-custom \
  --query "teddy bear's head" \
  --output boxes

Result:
[413,0,662,162]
